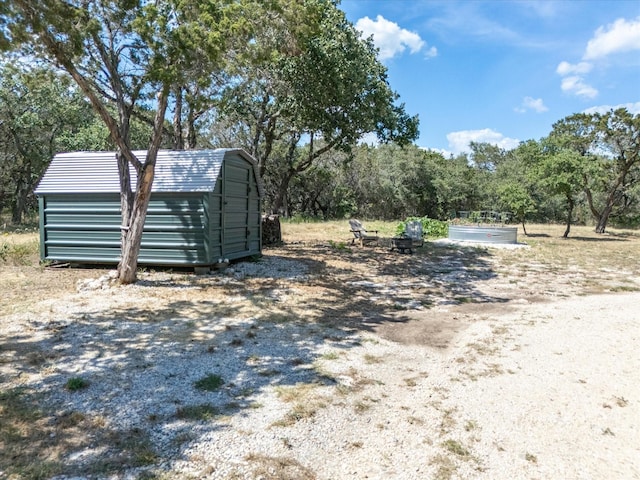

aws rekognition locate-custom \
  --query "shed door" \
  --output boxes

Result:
[222,158,254,257]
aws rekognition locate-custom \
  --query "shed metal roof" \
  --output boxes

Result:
[35,148,263,195]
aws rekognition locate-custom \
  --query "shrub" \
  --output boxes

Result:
[397,216,448,239]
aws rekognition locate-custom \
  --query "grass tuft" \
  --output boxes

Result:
[194,374,224,391]
[176,404,219,421]
[65,377,90,391]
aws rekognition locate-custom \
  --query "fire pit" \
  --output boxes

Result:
[390,236,413,254]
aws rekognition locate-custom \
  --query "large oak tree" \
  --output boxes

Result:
[4,0,235,283]
[211,0,419,214]
[550,108,640,233]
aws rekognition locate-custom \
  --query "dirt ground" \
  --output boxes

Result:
[1,222,639,479]
[3,222,638,342]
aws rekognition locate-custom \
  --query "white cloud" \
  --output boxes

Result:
[583,101,640,115]
[515,96,548,113]
[560,76,599,99]
[584,17,640,60]
[556,61,593,76]
[556,16,640,99]
[446,129,520,155]
[355,15,427,60]
[425,46,438,58]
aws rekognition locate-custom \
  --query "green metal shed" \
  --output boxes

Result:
[35,149,263,268]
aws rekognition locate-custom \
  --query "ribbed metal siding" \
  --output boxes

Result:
[221,154,262,258]
[34,149,264,195]
[37,149,263,266]
[448,225,518,244]
[41,193,209,264]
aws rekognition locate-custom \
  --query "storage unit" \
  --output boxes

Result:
[35,149,263,267]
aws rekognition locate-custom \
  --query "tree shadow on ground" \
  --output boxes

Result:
[569,235,631,242]
[0,240,504,478]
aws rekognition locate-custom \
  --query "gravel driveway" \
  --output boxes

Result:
[1,240,639,479]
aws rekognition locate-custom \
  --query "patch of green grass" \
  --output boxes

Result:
[354,400,371,413]
[194,373,224,391]
[442,439,471,458]
[272,383,329,427]
[454,296,475,304]
[65,377,90,391]
[328,240,351,252]
[272,401,325,427]
[274,383,317,402]
[244,453,317,480]
[464,420,479,431]
[609,285,640,292]
[175,403,219,421]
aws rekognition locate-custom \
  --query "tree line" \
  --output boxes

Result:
[1,1,638,283]
[272,108,639,239]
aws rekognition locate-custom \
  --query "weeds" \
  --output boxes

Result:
[175,404,219,421]
[194,374,224,391]
[328,240,351,252]
[0,387,64,479]
[65,377,90,391]
[0,237,39,265]
[272,383,329,427]
[442,439,471,458]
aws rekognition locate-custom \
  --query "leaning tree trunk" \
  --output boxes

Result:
[118,164,155,284]
[595,202,615,234]
[521,219,528,236]
[117,87,169,284]
[563,196,574,238]
[271,169,296,215]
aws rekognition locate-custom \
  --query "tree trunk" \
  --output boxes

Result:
[272,169,295,215]
[563,196,574,238]
[521,219,528,236]
[117,87,169,284]
[173,86,184,150]
[11,181,27,224]
[595,202,615,233]
[118,164,154,284]
[116,151,134,249]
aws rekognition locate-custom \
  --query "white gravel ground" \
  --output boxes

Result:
[2,258,639,479]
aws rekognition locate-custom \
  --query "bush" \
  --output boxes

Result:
[397,216,448,239]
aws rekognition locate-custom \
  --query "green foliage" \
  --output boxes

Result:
[0,238,38,265]
[2,2,639,235]
[65,377,89,392]
[398,216,448,239]
[497,183,536,221]
[194,374,224,391]
[328,240,350,252]
[209,0,418,214]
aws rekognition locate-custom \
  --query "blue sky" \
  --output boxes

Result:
[339,0,640,156]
